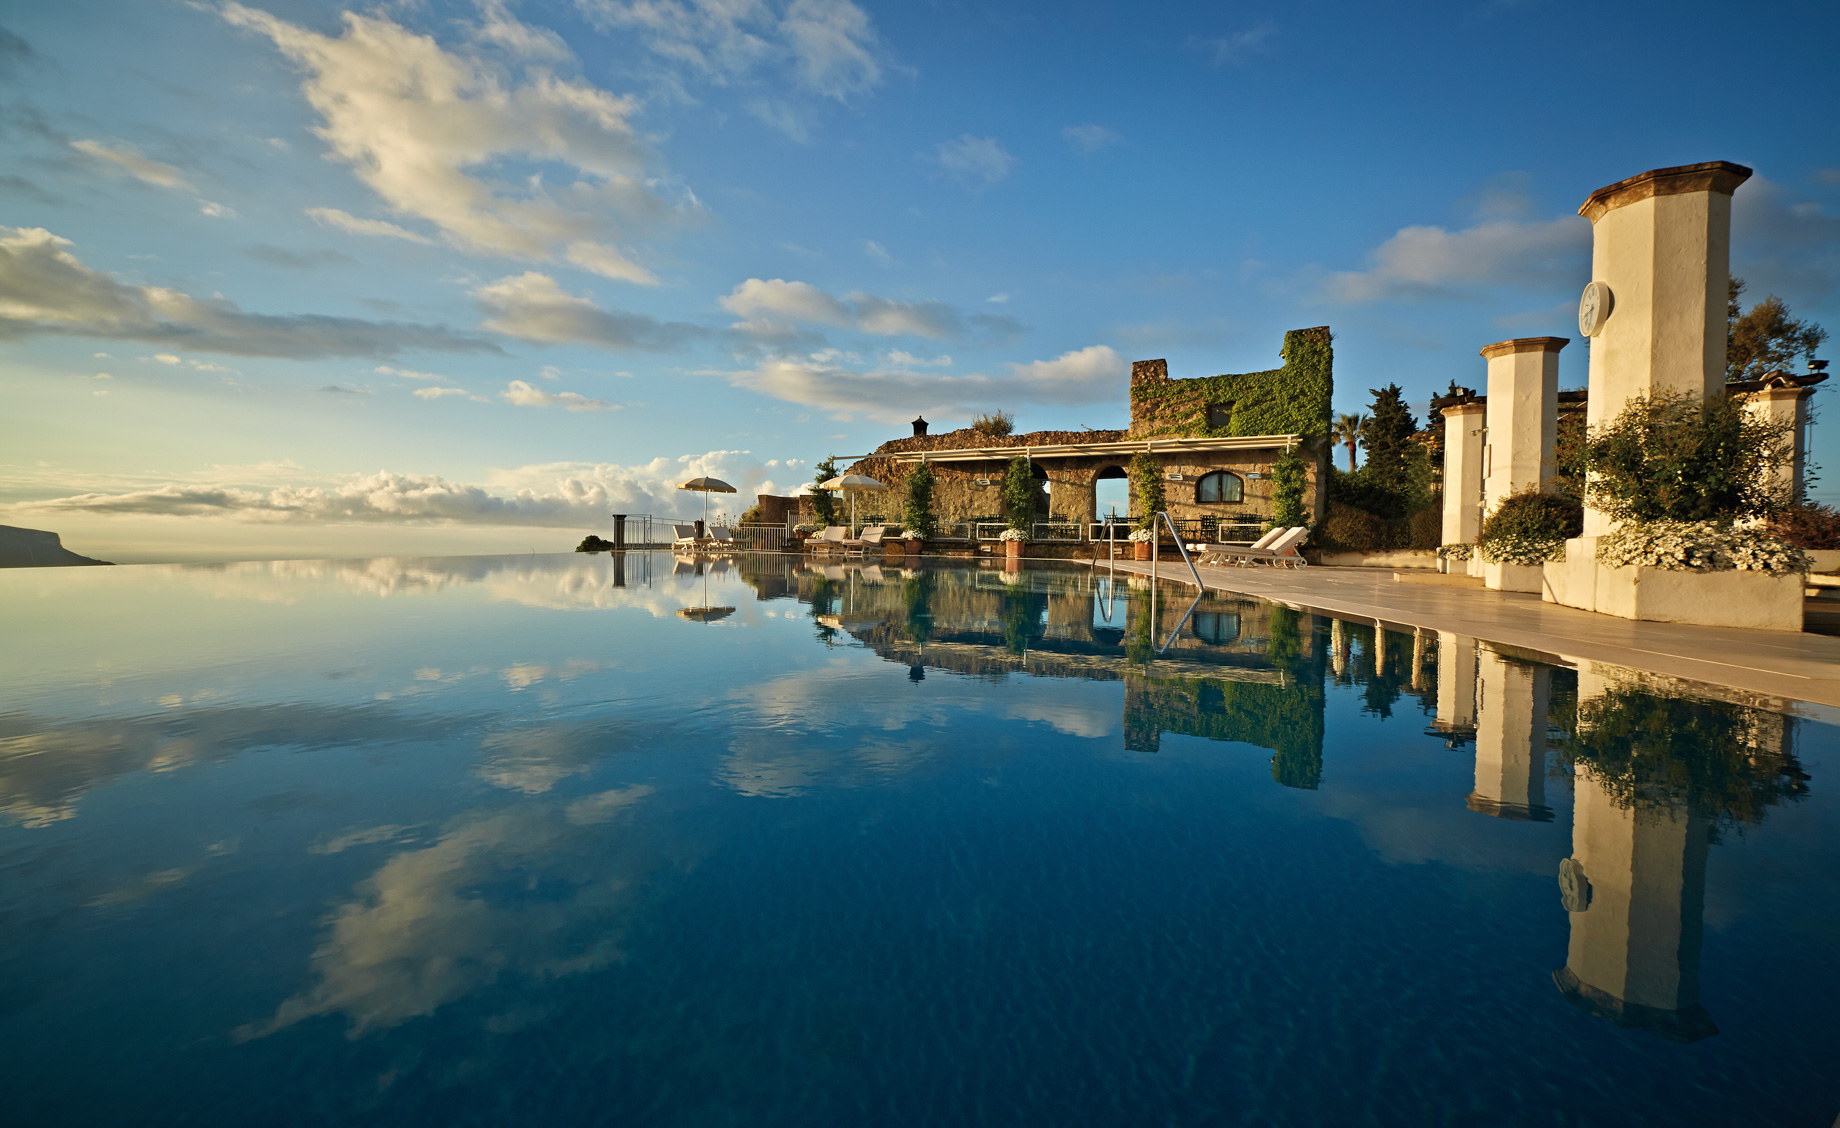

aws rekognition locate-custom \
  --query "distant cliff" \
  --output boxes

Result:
[0,525,114,568]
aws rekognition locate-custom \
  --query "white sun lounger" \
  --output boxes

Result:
[671,523,701,548]
[1206,526,1310,567]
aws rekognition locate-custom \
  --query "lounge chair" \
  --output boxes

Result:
[671,523,701,549]
[1189,526,1287,555]
[808,526,850,553]
[1204,526,1310,567]
[841,525,888,555]
[707,526,737,552]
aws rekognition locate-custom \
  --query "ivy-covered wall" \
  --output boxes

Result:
[1129,326,1333,439]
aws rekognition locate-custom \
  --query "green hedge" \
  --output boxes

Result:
[1314,502,1442,553]
[1132,326,1333,438]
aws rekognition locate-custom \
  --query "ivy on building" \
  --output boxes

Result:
[1130,326,1334,439]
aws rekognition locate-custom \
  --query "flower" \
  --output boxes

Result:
[998,528,1031,542]
[1436,543,1474,561]
[1478,532,1564,566]
[1597,520,1809,575]
[900,529,923,541]
[1126,529,1153,543]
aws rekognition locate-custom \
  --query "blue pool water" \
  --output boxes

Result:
[1,552,1835,1126]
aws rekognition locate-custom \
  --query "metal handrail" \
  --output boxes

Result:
[1151,510,1205,591]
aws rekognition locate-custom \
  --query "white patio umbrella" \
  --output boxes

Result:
[819,473,888,535]
[676,475,737,530]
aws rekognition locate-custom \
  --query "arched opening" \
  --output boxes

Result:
[1029,462,1053,518]
[1191,611,1241,645]
[1196,471,1244,505]
[1094,465,1129,525]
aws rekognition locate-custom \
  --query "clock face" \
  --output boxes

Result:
[1579,281,1611,337]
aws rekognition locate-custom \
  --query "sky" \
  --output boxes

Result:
[2,0,1837,562]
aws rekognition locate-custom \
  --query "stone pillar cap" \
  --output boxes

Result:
[1578,161,1752,223]
[1480,336,1570,360]
[1442,400,1487,417]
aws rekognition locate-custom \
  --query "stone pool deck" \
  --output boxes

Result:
[1099,560,1840,713]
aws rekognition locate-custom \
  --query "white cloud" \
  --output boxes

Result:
[1321,214,1588,303]
[0,225,495,358]
[720,277,961,339]
[1061,124,1120,154]
[3,450,785,528]
[198,200,238,219]
[225,4,688,282]
[306,207,433,244]
[152,353,181,365]
[1196,20,1277,66]
[722,343,1126,423]
[474,271,706,350]
[577,0,886,133]
[375,365,445,381]
[1732,175,1840,302]
[69,139,192,189]
[932,134,1015,189]
[862,239,894,266]
[502,378,619,411]
[472,0,572,61]
[986,292,1008,303]
[413,386,470,400]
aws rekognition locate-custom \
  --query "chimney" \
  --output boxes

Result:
[912,415,929,437]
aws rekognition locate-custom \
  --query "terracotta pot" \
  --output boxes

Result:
[1134,541,1151,560]
[904,540,921,556]
[1005,539,1023,559]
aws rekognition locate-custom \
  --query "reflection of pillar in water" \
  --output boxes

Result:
[1434,632,1478,732]
[1372,620,1388,677]
[1330,618,1347,679]
[1555,770,1716,1041]
[1467,649,1552,820]
[611,552,626,588]
[1411,628,1426,691]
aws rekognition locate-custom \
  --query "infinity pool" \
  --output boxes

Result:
[2,553,1834,1126]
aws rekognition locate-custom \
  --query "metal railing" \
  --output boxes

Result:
[729,523,791,551]
[1086,517,1265,545]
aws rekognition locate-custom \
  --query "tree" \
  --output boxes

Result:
[1128,452,1165,531]
[1001,456,1037,532]
[902,460,938,539]
[1359,384,1419,481]
[1583,389,1794,523]
[1728,275,1827,382]
[1332,412,1365,472]
[971,410,1014,436]
[1269,445,1310,531]
[809,456,839,527]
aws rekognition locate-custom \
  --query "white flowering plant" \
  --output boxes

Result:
[1127,528,1154,543]
[1597,520,1809,575]
[1478,532,1566,566]
[794,523,820,533]
[1436,543,1474,562]
[899,529,923,541]
[997,528,1031,543]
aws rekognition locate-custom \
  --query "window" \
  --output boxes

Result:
[1207,401,1235,428]
[1192,612,1241,644]
[1196,471,1243,504]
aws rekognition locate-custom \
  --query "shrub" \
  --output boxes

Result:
[1583,389,1793,523]
[971,410,1014,437]
[902,461,938,540]
[1408,505,1442,550]
[1437,543,1473,561]
[1317,502,1387,552]
[1477,490,1582,565]
[1597,520,1809,575]
[1765,501,1840,550]
[1128,452,1165,532]
[1001,456,1038,532]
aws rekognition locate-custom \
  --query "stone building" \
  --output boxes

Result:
[832,327,1334,541]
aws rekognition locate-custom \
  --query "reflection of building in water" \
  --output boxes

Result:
[1555,767,1715,1042]
[822,564,1327,788]
[1430,632,1476,746]
[1467,648,1552,821]
[1549,667,1809,1043]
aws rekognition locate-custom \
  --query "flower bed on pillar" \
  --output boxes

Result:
[1578,522,1808,631]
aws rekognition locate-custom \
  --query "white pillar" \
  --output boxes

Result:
[1468,648,1551,820]
[1742,385,1812,505]
[1480,337,1566,592]
[1578,161,1751,537]
[1441,402,1487,553]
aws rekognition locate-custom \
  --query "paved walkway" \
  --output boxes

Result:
[1099,559,1840,714]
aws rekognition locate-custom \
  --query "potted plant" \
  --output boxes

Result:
[1127,451,1166,561]
[999,527,1029,559]
[900,529,923,557]
[1128,527,1153,560]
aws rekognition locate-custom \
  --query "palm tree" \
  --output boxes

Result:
[1333,412,1366,472]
